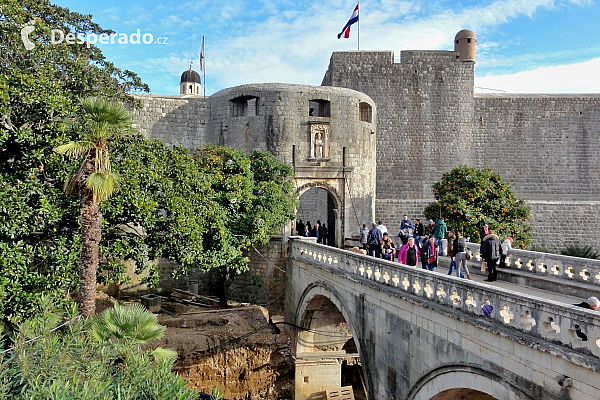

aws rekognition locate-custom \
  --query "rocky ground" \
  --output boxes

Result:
[155,301,294,400]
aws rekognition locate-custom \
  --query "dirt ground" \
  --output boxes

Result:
[155,301,294,400]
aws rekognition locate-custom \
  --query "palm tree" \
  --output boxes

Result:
[54,97,132,317]
[91,302,177,361]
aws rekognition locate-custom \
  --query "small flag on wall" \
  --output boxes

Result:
[337,3,359,39]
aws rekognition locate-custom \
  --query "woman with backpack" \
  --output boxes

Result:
[453,231,471,279]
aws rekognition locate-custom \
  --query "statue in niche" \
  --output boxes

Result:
[310,123,329,160]
[314,132,323,158]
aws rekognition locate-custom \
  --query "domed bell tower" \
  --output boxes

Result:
[454,29,476,63]
[180,64,202,95]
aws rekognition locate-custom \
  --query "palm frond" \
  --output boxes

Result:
[151,347,178,362]
[53,141,92,159]
[86,172,119,202]
[79,97,132,128]
[91,303,166,345]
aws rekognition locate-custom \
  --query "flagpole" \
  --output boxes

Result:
[357,1,360,50]
[202,36,206,100]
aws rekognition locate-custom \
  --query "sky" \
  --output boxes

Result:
[52,0,600,95]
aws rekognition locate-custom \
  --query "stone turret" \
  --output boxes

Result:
[454,29,476,63]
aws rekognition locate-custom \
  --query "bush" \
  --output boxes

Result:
[560,246,600,259]
[424,166,531,248]
[0,298,197,400]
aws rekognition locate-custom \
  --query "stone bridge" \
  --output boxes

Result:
[284,238,600,400]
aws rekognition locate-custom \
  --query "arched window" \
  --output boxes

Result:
[359,102,372,123]
[189,85,193,94]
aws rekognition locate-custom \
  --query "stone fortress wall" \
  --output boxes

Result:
[129,36,600,251]
[322,50,600,250]
[129,95,208,150]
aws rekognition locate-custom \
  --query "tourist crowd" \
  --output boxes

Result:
[354,216,514,282]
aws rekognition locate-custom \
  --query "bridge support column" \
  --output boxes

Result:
[295,357,341,400]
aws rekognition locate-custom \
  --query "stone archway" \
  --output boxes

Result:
[293,282,369,400]
[296,182,343,248]
[407,366,531,400]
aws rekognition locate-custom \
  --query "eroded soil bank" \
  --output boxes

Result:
[157,302,294,400]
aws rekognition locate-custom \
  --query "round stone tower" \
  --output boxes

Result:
[180,65,201,95]
[454,29,476,63]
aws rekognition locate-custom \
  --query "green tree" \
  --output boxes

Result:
[54,97,133,317]
[0,0,148,324]
[424,166,530,247]
[192,145,297,307]
[0,298,196,400]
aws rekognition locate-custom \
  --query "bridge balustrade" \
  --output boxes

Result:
[290,239,600,360]
[465,242,600,289]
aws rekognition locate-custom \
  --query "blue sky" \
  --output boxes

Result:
[53,0,600,95]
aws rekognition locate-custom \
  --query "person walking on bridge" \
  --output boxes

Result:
[421,235,438,271]
[453,231,470,279]
[480,230,502,282]
[398,237,420,267]
[574,296,599,310]
[367,223,383,258]
[433,217,447,256]
[359,224,369,250]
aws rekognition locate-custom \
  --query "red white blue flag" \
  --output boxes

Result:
[337,3,359,39]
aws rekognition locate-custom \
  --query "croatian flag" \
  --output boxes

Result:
[337,3,359,39]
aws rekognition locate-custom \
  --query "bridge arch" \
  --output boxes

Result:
[296,182,343,247]
[406,365,532,400]
[293,281,370,400]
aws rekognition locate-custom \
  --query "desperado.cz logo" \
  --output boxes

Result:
[21,20,168,50]
[21,20,36,50]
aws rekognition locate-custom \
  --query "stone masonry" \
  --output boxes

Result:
[322,50,600,250]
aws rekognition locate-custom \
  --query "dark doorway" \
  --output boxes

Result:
[297,187,336,246]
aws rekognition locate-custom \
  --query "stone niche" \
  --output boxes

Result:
[308,122,330,161]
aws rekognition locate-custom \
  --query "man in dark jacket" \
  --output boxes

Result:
[319,223,328,245]
[480,230,502,282]
[367,223,383,258]
[421,235,438,271]
[413,218,424,243]
[573,296,599,310]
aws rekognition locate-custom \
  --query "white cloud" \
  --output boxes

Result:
[129,0,596,94]
[475,57,600,93]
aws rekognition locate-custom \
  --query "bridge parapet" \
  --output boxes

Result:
[290,239,600,364]
[466,242,600,288]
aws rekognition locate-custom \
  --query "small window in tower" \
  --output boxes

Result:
[308,99,331,117]
[456,39,459,44]
[196,86,199,94]
[229,95,260,117]
[467,38,471,43]
[189,85,193,93]
[359,102,372,123]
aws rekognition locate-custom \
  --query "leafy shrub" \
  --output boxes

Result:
[560,246,600,259]
[0,298,197,400]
